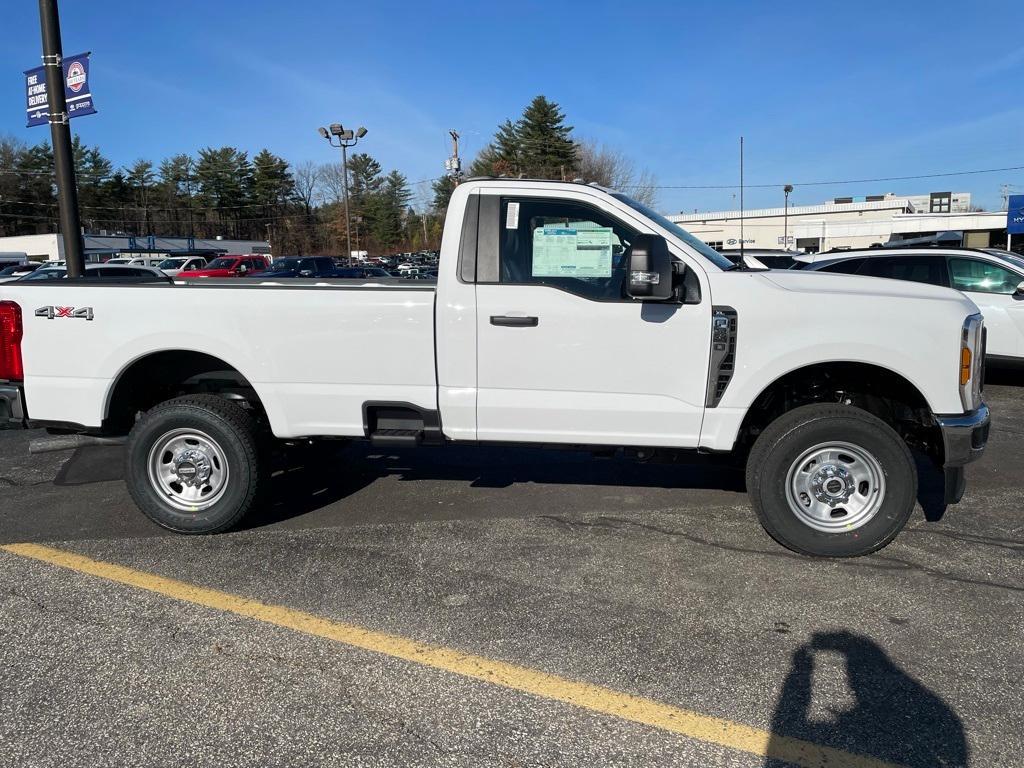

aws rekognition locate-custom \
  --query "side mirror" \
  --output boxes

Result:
[1015,280,1024,297]
[626,234,674,301]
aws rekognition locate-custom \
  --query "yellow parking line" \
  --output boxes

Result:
[3,542,898,768]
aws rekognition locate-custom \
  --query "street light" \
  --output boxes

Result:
[318,122,368,260]
[783,184,794,252]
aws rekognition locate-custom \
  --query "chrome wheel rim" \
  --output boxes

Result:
[146,428,230,512]
[785,441,886,533]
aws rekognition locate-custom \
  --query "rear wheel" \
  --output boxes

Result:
[125,394,264,533]
[746,404,917,557]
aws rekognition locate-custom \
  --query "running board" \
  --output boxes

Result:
[369,428,423,448]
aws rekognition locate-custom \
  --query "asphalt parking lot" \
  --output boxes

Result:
[1,376,1023,768]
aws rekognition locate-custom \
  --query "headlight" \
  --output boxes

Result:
[959,313,984,411]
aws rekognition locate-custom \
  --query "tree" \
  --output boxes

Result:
[517,96,576,179]
[469,96,576,180]
[195,146,253,238]
[470,118,524,177]
[157,153,196,237]
[251,149,294,207]
[127,159,156,233]
[431,175,457,213]
[576,140,658,206]
[367,170,411,251]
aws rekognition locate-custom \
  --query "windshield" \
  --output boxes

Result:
[206,258,235,269]
[610,192,735,270]
[986,251,1024,272]
[23,268,66,281]
[265,258,305,271]
[158,259,186,269]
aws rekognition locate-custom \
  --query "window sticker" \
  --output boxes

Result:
[505,202,520,229]
[531,226,613,278]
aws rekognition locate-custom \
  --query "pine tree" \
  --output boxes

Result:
[468,96,577,180]
[517,95,576,179]
[431,175,457,212]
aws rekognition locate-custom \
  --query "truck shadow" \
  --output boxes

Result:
[246,442,748,528]
[50,441,955,533]
[762,630,969,767]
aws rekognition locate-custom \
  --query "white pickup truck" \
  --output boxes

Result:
[0,179,990,557]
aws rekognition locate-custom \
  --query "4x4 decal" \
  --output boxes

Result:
[35,306,94,321]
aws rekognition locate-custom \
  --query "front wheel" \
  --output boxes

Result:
[125,394,265,533]
[746,404,917,557]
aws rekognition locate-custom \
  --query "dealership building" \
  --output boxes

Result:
[0,233,272,263]
[670,191,1017,253]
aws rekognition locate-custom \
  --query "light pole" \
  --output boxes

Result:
[783,184,794,251]
[318,123,367,260]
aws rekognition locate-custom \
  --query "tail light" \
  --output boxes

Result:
[0,301,24,381]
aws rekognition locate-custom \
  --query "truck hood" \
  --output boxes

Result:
[762,269,970,304]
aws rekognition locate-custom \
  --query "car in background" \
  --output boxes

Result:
[333,266,393,279]
[801,247,1024,364]
[248,256,339,279]
[186,255,271,278]
[126,257,167,268]
[104,257,134,265]
[18,264,170,282]
[158,257,208,277]
[718,249,803,269]
[0,252,30,272]
[0,263,43,284]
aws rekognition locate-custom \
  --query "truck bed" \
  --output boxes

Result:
[0,279,438,438]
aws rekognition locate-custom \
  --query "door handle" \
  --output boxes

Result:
[490,315,539,327]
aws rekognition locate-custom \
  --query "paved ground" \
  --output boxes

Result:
[1,375,1023,767]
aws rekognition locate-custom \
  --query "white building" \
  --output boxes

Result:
[668,191,1016,253]
[0,233,272,263]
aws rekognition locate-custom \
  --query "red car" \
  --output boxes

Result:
[187,255,270,278]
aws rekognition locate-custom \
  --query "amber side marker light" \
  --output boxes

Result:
[960,347,972,386]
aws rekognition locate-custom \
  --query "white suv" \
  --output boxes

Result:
[802,248,1024,363]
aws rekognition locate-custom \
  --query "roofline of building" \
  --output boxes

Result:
[671,198,913,222]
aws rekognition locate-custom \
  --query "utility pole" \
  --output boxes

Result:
[445,130,462,183]
[739,137,745,262]
[38,0,85,277]
[1001,184,1016,211]
[783,184,793,251]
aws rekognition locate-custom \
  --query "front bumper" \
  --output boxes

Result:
[934,404,990,505]
[0,383,26,429]
[936,404,990,467]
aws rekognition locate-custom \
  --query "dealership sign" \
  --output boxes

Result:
[24,52,97,127]
[1009,195,1024,235]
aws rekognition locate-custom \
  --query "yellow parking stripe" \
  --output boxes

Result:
[3,542,898,768]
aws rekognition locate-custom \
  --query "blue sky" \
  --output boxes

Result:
[2,0,1023,213]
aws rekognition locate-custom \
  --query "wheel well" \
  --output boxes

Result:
[104,351,265,434]
[736,362,940,458]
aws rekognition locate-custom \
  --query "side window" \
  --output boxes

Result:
[818,258,865,274]
[859,256,948,287]
[499,198,636,301]
[949,258,1021,295]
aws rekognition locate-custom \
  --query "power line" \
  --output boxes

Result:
[625,164,1024,190]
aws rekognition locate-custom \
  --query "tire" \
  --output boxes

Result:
[124,394,264,534]
[746,404,917,557]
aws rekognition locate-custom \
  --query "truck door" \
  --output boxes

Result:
[473,192,710,447]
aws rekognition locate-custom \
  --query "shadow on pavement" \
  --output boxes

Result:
[764,631,968,768]
[243,441,747,529]
[984,364,1024,387]
[48,440,955,532]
